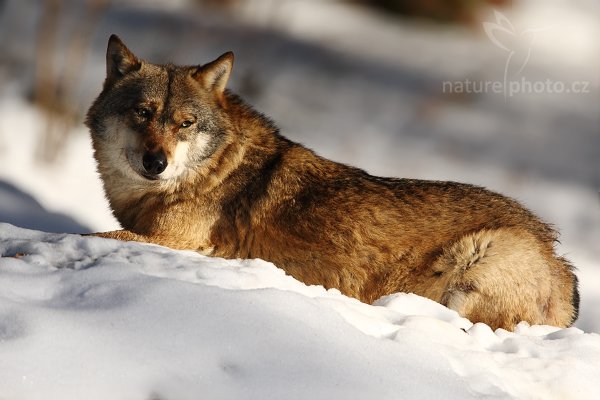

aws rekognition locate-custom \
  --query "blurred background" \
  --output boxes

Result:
[0,0,598,330]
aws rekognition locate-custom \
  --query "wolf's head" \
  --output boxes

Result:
[86,35,234,184]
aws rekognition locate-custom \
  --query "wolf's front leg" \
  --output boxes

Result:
[87,230,198,251]
[89,230,153,243]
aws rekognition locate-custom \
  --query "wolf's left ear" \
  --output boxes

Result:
[106,34,141,85]
[193,52,234,97]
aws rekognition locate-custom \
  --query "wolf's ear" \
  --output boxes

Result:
[192,52,234,96]
[106,34,141,84]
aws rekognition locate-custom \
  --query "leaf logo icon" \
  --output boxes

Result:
[483,10,516,52]
[483,10,550,100]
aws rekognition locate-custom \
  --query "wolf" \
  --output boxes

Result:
[86,35,579,331]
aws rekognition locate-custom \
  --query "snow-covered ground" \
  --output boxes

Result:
[1,223,600,399]
[0,0,599,397]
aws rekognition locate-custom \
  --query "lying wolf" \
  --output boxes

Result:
[86,35,579,330]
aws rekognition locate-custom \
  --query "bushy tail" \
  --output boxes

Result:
[432,228,579,330]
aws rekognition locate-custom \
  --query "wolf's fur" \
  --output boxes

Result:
[86,35,579,330]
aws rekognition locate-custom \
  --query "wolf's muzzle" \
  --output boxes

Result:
[142,150,168,178]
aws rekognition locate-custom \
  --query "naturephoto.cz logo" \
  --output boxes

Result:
[442,10,591,100]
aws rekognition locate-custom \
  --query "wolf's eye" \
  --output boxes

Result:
[181,120,193,128]
[136,108,151,119]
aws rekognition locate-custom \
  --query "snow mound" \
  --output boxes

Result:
[1,223,599,399]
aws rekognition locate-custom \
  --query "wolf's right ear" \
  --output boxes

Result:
[192,52,234,99]
[105,34,141,85]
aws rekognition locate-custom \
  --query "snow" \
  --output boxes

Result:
[1,223,600,399]
[0,0,599,397]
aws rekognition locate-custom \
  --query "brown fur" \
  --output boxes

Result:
[86,35,579,330]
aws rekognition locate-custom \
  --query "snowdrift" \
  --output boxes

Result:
[1,223,599,400]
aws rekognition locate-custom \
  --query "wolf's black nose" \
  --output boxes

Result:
[142,150,168,176]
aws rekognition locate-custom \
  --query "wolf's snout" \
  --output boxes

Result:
[142,150,168,176]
